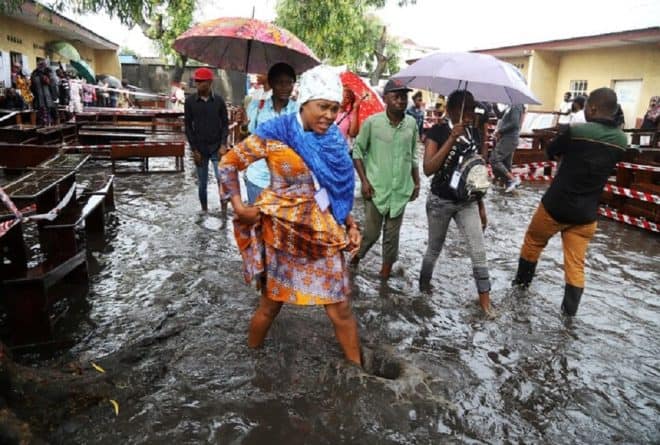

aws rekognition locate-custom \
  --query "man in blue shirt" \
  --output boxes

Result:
[244,63,298,204]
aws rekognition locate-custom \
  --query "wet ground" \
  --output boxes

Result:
[28,155,659,444]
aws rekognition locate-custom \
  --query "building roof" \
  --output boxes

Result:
[475,27,660,58]
[4,0,119,51]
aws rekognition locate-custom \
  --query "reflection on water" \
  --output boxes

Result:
[51,155,658,444]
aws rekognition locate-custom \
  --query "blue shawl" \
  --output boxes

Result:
[254,112,354,224]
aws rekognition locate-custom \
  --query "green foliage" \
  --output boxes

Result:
[0,0,24,14]
[275,0,407,79]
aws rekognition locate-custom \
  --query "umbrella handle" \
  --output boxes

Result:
[459,81,468,122]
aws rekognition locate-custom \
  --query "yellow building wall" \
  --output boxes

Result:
[554,44,660,122]
[527,50,560,112]
[499,55,530,80]
[0,15,119,77]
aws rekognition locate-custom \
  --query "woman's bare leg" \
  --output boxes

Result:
[248,295,283,348]
[325,301,362,365]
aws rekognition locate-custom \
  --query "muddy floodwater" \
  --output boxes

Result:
[29,155,659,444]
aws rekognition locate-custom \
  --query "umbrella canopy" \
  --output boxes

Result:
[340,71,384,126]
[173,17,320,74]
[48,41,81,61]
[392,52,541,105]
[70,60,95,83]
[98,74,121,88]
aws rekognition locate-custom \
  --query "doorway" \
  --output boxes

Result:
[612,79,642,128]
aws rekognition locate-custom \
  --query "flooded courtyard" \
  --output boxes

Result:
[29,155,659,444]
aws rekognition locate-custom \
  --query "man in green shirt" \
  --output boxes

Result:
[352,79,420,280]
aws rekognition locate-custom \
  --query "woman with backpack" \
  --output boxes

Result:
[418,89,493,316]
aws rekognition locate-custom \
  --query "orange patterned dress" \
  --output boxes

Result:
[219,134,351,305]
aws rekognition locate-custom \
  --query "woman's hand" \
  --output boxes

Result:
[450,122,466,139]
[346,225,361,257]
[478,201,488,232]
[192,149,202,166]
[235,202,260,224]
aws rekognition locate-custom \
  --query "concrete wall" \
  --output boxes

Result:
[527,50,560,112]
[499,55,530,80]
[0,15,120,83]
[554,44,660,123]
[121,64,247,106]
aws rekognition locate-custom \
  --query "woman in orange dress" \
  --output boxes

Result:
[219,65,362,365]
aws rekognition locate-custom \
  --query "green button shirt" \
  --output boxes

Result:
[352,112,418,218]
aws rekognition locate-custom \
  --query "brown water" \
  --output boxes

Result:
[41,156,659,444]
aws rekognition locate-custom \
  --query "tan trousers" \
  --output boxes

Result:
[520,203,597,288]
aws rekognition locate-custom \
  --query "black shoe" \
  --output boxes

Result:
[561,284,583,316]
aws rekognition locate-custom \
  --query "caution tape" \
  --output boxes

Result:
[0,185,22,219]
[512,161,557,169]
[617,162,660,173]
[598,207,659,233]
[603,184,660,205]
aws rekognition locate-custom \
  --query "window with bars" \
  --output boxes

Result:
[569,80,588,98]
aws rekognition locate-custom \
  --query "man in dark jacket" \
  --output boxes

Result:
[184,67,229,214]
[512,87,627,316]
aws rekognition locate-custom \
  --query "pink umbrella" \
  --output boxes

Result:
[173,17,320,74]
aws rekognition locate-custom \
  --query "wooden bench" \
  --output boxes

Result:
[0,143,60,170]
[110,141,185,173]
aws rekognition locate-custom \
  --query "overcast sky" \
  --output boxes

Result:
[68,0,659,56]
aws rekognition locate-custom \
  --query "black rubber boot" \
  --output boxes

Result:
[512,257,537,288]
[561,284,583,316]
[419,273,433,293]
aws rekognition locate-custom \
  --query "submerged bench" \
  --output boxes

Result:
[110,141,185,173]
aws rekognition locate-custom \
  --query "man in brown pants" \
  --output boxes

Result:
[512,88,627,316]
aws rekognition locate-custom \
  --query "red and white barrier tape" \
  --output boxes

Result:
[617,162,660,173]
[603,184,660,205]
[0,186,21,219]
[512,161,557,169]
[0,204,36,237]
[598,207,659,233]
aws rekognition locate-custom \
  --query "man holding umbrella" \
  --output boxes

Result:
[184,67,230,214]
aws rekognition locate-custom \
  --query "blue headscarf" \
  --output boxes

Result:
[255,112,354,225]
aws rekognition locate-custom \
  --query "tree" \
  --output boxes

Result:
[1,0,195,82]
[275,0,409,85]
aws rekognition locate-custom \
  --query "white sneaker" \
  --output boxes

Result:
[504,177,521,193]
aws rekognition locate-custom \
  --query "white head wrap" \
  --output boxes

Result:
[297,65,343,106]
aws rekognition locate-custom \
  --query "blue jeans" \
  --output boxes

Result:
[196,152,220,210]
[245,176,264,205]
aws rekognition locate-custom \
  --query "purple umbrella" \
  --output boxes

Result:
[392,52,541,105]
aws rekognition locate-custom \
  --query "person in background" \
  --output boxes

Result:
[13,64,33,108]
[68,76,83,114]
[30,60,58,125]
[56,67,70,107]
[184,67,229,214]
[219,65,362,366]
[1,88,25,110]
[491,103,524,192]
[557,91,572,128]
[640,96,659,130]
[351,79,420,280]
[418,90,492,316]
[243,63,297,204]
[82,79,95,108]
[512,88,627,316]
[97,78,109,107]
[117,79,135,109]
[335,85,361,143]
[569,95,586,126]
[407,90,425,140]
[169,80,185,112]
